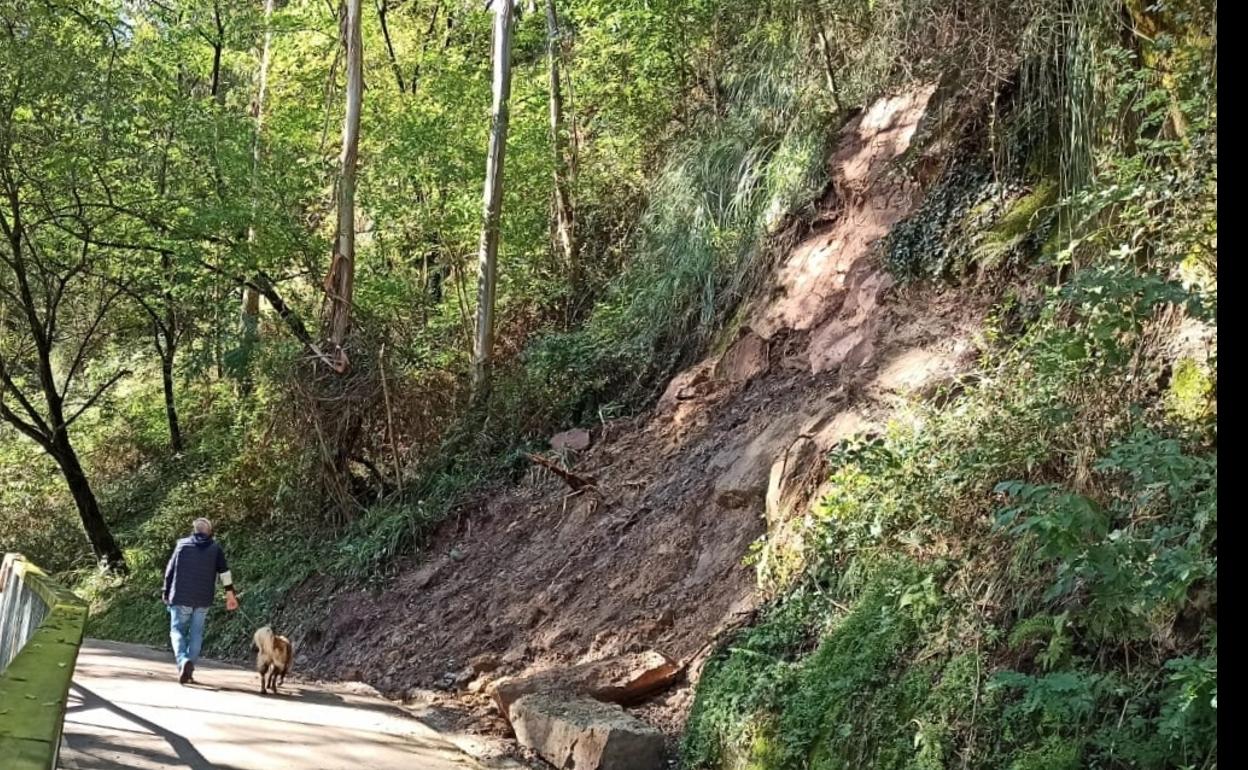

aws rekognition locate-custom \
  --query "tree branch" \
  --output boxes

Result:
[60,285,124,400]
[191,256,341,370]
[44,237,91,344]
[0,397,52,451]
[118,281,170,337]
[43,203,341,371]
[62,368,129,429]
[0,355,52,437]
[376,0,406,91]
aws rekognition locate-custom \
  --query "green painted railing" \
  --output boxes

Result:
[0,553,88,770]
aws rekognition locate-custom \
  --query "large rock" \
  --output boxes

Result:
[872,344,966,398]
[715,328,770,385]
[551,428,592,452]
[808,409,873,451]
[491,650,680,718]
[712,414,802,509]
[765,436,821,526]
[658,361,716,409]
[510,693,665,770]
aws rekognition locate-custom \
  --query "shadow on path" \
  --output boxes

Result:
[64,683,242,770]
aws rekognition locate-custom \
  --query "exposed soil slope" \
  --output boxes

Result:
[299,85,994,746]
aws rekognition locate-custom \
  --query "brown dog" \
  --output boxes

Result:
[253,626,293,695]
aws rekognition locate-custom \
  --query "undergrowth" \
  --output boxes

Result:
[513,21,835,427]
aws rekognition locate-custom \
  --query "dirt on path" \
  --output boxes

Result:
[60,639,521,770]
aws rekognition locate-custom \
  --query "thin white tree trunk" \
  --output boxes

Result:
[545,0,577,293]
[471,0,514,400]
[324,0,364,372]
[240,0,277,344]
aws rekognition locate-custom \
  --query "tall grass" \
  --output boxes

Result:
[521,24,835,422]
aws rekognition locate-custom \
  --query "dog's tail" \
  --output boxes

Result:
[254,625,275,654]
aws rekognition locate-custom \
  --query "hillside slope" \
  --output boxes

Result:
[296,85,992,743]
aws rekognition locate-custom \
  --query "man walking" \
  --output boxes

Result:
[162,517,239,684]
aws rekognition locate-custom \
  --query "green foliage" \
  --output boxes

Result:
[683,565,936,770]
[1007,613,1072,671]
[1167,357,1214,423]
[885,162,993,278]
[686,338,1217,768]
[0,0,843,616]
[67,377,330,655]
[996,431,1215,641]
[886,164,1061,280]
[0,452,87,575]
[970,179,1059,269]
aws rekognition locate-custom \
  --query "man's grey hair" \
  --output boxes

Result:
[193,518,213,535]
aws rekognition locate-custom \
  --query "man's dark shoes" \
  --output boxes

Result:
[179,660,194,684]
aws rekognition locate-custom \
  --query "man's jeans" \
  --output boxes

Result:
[168,605,208,669]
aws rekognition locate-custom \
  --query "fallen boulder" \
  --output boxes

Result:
[510,693,666,770]
[715,328,770,385]
[658,361,715,409]
[765,436,820,526]
[551,428,592,452]
[491,650,680,718]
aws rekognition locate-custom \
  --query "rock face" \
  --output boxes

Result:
[491,650,680,717]
[509,693,666,770]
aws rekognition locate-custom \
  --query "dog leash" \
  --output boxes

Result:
[232,599,262,629]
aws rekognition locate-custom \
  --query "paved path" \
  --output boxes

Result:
[60,639,489,770]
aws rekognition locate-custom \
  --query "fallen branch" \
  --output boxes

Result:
[526,452,597,492]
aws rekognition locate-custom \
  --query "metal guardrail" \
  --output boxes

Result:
[0,553,88,769]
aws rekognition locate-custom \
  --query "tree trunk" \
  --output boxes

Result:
[53,433,126,572]
[2,108,127,573]
[153,124,183,452]
[324,0,364,372]
[471,0,514,401]
[240,0,277,350]
[544,0,578,296]
[240,284,261,343]
[160,252,183,453]
[161,350,183,453]
[210,44,223,100]
[210,0,225,104]
[376,0,406,92]
[410,0,442,93]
